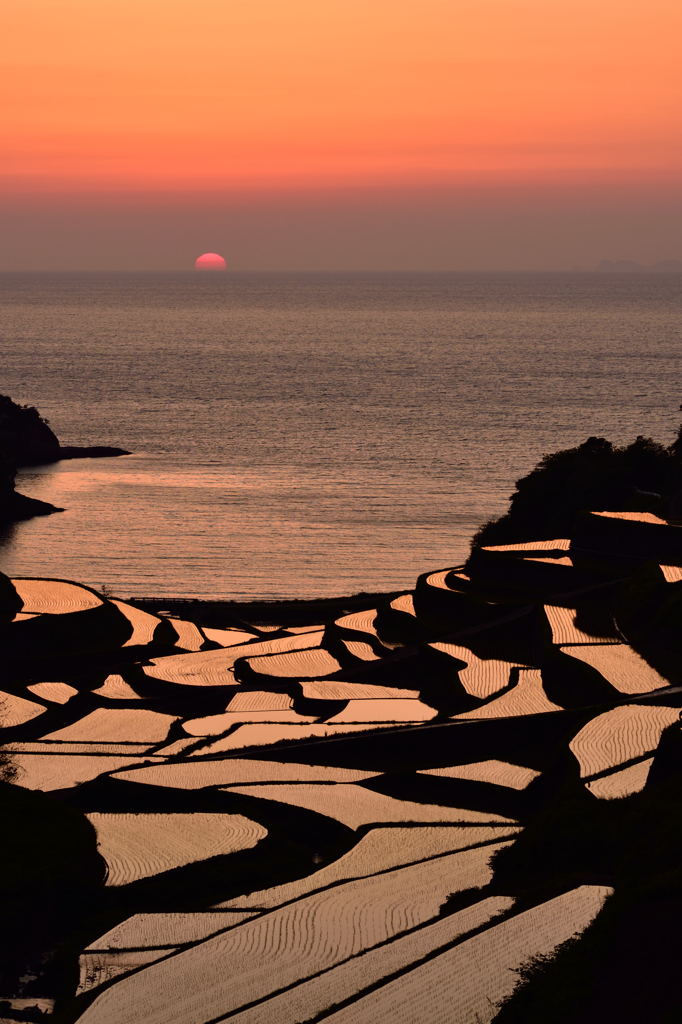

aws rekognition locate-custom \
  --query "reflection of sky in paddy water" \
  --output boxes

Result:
[1,271,680,599]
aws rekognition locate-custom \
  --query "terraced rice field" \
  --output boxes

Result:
[659,564,682,583]
[221,826,521,910]
[421,569,455,596]
[221,783,516,828]
[319,886,612,1024]
[110,600,162,647]
[545,604,618,645]
[92,674,144,700]
[596,511,667,525]
[144,631,325,686]
[387,593,417,617]
[482,539,571,552]
[42,708,177,743]
[236,646,342,680]
[3,742,152,755]
[526,554,574,567]
[86,911,259,950]
[333,609,384,644]
[77,949,172,997]
[76,844,514,1024]
[560,643,669,694]
[111,758,378,789]
[202,627,259,646]
[226,691,294,712]
[146,736,207,756]
[26,682,78,704]
[12,577,103,613]
[454,669,561,719]
[586,757,655,799]
[283,624,326,634]
[300,680,420,700]
[87,812,267,885]
[325,699,436,723]
[338,638,381,663]
[0,690,45,726]
[569,704,681,778]
[182,709,317,736]
[6,751,145,790]
[163,617,206,652]
[430,642,523,699]
[190,721,405,755]
[419,760,540,790]
[446,570,470,586]
[3,529,678,1022]
[225,897,516,1024]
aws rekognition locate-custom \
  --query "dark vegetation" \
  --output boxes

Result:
[492,723,682,1022]
[456,415,682,1020]
[0,394,129,526]
[0,781,106,1003]
[0,571,109,1007]
[613,564,682,685]
[0,395,61,466]
[0,573,22,782]
[0,447,61,524]
[474,426,682,548]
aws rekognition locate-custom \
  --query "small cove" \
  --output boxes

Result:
[1,270,679,598]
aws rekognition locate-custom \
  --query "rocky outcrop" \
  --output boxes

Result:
[58,445,130,460]
[0,780,105,999]
[0,450,62,526]
[0,395,129,526]
[0,394,61,466]
[473,432,681,548]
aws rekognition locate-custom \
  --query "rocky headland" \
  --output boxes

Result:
[0,394,129,526]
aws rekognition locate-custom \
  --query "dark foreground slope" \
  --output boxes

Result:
[0,780,105,1002]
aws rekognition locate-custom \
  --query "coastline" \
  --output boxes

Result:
[1,392,131,527]
[129,589,403,627]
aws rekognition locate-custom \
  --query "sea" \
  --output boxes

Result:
[0,271,680,600]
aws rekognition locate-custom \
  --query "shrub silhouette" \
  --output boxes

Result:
[474,429,681,548]
[0,394,60,467]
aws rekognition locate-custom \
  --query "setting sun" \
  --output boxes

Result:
[194,252,227,271]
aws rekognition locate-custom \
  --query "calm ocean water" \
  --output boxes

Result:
[0,271,680,599]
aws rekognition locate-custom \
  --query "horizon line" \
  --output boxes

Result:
[2,266,682,275]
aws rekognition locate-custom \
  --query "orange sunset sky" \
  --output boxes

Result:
[3,0,682,269]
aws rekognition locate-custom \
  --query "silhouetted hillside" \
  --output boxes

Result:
[474,427,682,549]
[0,394,129,525]
[0,395,61,466]
[0,448,61,525]
[0,780,105,999]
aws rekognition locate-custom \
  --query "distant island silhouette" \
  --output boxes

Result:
[595,259,682,273]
